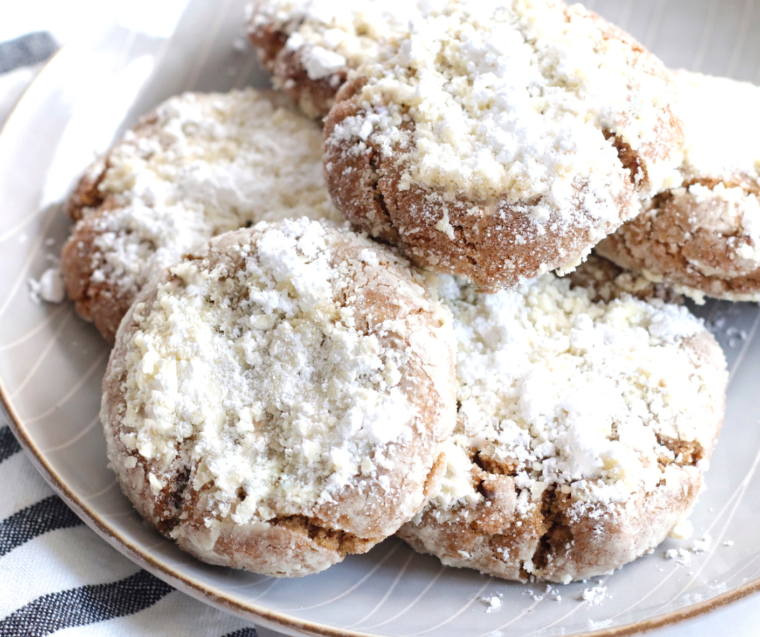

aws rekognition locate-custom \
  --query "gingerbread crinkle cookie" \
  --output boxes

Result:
[398,273,726,583]
[102,219,458,577]
[62,89,341,343]
[323,0,685,291]
[598,70,760,302]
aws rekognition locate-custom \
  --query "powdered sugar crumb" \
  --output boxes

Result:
[664,534,712,565]
[669,519,693,540]
[480,593,503,613]
[665,548,692,565]
[581,585,610,606]
[28,267,66,304]
[691,534,712,553]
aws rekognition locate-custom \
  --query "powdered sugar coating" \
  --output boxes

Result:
[62,89,341,342]
[349,1,679,203]
[598,71,760,302]
[102,219,457,577]
[676,71,760,181]
[324,0,683,290]
[250,0,430,78]
[247,0,436,116]
[399,275,726,582]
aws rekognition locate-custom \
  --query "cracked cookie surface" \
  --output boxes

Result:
[101,219,457,577]
[598,71,760,302]
[397,273,726,583]
[62,89,341,343]
[565,254,682,304]
[324,0,684,291]
[247,0,432,118]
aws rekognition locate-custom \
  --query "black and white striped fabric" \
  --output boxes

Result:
[0,36,273,637]
[0,417,267,636]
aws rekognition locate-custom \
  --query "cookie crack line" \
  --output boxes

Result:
[144,443,382,555]
[605,130,646,188]
[270,515,376,555]
[530,487,569,578]
[656,434,704,468]
[367,148,395,228]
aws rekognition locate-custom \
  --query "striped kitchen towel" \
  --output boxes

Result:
[0,34,272,637]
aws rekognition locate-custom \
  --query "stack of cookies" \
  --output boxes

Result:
[60,0,748,584]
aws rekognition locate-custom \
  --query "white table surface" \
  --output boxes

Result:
[2,1,759,636]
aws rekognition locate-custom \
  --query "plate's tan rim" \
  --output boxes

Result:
[2,36,760,637]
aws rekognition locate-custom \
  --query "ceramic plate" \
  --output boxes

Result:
[2,1,760,635]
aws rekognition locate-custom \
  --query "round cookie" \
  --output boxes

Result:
[323,0,684,292]
[397,273,726,583]
[597,71,760,302]
[247,0,431,118]
[62,89,342,343]
[102,219,457,577]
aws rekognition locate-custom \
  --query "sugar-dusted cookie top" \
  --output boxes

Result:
[324,0,684,291]
[598,71,760,302]
[677,71,760,182]
[248,0,434,117]
[62,89,341,342]
[102,219,457,577]
[399,273,726,583]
